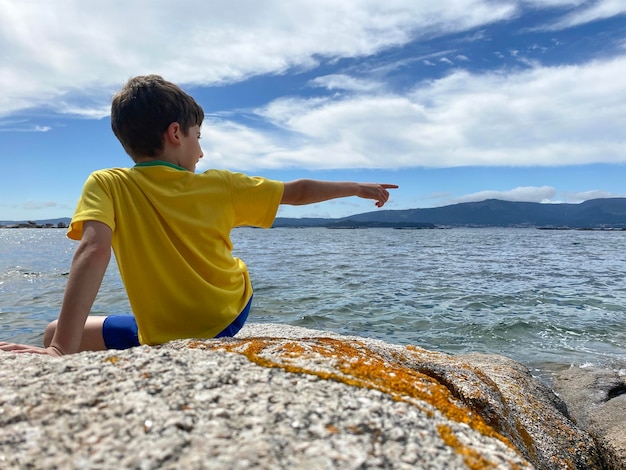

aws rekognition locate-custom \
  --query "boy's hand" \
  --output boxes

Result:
[358,183,398,208]
[0,342,63,357]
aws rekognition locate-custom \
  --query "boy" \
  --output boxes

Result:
[0,75,397,357]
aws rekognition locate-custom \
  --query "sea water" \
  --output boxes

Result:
[2,227,626,383]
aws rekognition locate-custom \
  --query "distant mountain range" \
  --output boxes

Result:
[274,198,626,229]
[3,198,626,229]
[0,217,72,228]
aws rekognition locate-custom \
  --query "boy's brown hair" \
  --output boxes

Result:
[111,75,204,161]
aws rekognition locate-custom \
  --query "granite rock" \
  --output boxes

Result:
[553,365,626,470]
[0,324,605,469]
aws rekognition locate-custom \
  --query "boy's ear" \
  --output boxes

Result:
[164,122,182,146]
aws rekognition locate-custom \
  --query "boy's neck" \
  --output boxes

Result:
[134,156,187,171]
[135,155,171,164]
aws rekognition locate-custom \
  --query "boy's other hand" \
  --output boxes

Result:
[0,342,63,357]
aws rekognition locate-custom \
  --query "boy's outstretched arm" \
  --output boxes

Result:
[281,180,398,208]
[0,221,112,356]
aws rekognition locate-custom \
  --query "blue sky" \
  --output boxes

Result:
[1,0,625,221]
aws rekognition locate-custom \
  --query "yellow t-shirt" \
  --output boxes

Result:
[67,162,284,345]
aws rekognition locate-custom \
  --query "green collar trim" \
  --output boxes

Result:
[134,160,187,171]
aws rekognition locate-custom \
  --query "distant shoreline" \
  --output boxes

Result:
[0,222,67,229]
[3,224,626,231]
[4,197,626,230]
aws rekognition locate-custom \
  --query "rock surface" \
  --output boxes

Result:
[0,324,605,469]
[553,365,626,470]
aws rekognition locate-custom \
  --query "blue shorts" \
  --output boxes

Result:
[102,296,253,350]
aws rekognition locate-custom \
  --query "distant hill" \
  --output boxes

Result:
[274,198,626,229]
[0,217,71,227]
[5,198,626,229]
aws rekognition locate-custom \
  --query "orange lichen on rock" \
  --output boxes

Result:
[103,355,121,364]
[191,336,517,455]
[437,424,510,470]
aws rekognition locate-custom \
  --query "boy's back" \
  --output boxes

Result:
[68,163,284,345]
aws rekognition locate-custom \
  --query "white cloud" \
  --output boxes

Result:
[522,0,586,6]
[308,75,384,92]
[4,0,626,175]
[199,120,291,170]
[538,0,626,30]
[22,200,59,211]
[523,0,626,31]
[438,185,624,206]
[0,120,52,132]
[0,0,517,117]
[56,103,111,120]
[452,186,557,204]
[199,54,626,170]
[561,189,622,202]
